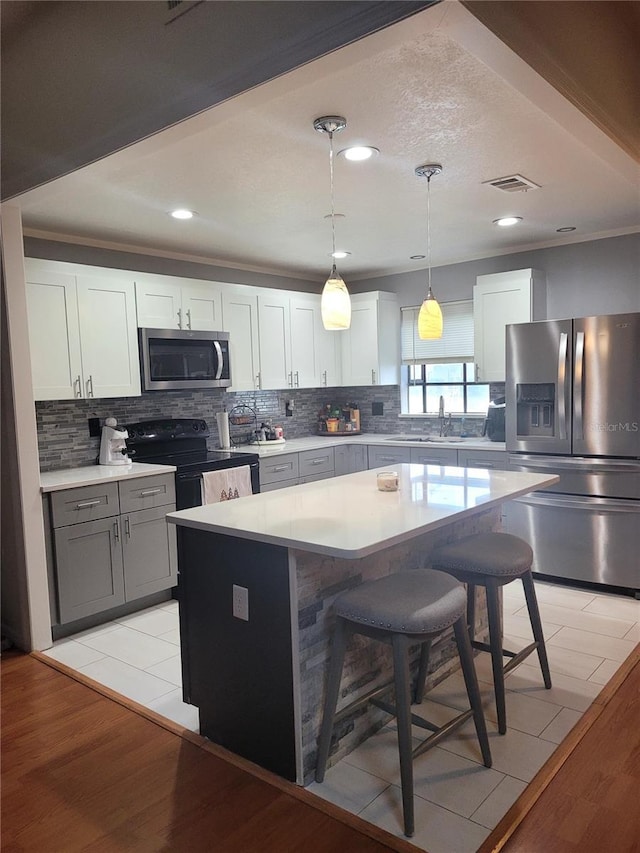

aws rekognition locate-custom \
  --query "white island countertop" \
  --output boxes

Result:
[40,462,177,493]
[167,464,557,559]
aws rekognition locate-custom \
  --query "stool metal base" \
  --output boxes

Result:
[315,616,491,838]
[420,568,552,735]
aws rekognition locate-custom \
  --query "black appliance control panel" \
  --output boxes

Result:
[125,419,210,442]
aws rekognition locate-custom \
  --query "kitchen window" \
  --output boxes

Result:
[400,301,489,414]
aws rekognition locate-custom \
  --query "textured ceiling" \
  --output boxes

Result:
[14,2,640,280]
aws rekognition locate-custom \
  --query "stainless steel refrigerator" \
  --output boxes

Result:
[505,313,639,594]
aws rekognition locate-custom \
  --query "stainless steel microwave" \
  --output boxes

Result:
[139,328,232,391]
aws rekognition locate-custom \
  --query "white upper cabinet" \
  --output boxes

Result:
[289,293,319,388]
[135,275,222,331]
[340,291,400,386]
[316,312,342,388]
[257,290,293,390]
[26,267,82,400]
[473,269,546,382]
[222,288,340,391]
[25,259,141,400]
[221,286,261,392]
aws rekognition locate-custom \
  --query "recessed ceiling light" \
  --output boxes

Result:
[170,209,195,220]
[330,251,351,259]
[556,226,576,232]
[493,216,523,227]
[338,146,380,162]
[410,254,426,260]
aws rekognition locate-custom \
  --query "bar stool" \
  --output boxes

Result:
[315,569,492,838]
[420,532,552,735]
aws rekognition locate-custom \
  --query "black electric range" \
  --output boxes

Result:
[125,418,260,510]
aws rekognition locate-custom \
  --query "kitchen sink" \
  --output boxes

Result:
[385,436,464,443]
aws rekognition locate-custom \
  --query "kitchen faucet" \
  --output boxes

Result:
[438,396,453,437]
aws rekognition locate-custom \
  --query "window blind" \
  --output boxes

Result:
[401,300,474,364]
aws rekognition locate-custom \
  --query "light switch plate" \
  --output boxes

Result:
[232,584,249,621]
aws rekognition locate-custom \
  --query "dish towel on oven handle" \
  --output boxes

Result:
[201,466,253,504]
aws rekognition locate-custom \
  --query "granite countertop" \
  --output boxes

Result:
[167,465,557,559]
[40,462,177,493]
[230,433,506,457]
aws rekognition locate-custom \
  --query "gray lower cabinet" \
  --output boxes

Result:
[409,447,458,466]
[122,505,177,601]
[367,445,411,469]
[49,474,177,624]
[298,447,334,479]
[55,516,125,623]
[259,453,299,490]
[334,444,367,476]
[456,449,509,470]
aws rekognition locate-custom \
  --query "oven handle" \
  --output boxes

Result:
[176,472,203,482]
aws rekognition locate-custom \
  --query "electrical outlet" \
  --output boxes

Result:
[88,417,101,437]
[372,401,384,416]
[232,584,249,621]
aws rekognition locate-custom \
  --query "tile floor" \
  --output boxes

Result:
[43,581,639,853]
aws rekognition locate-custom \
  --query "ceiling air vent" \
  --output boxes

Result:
[483,174,540,193]
[165,0,202,24]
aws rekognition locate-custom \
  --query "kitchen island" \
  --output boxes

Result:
[167,464,557,785]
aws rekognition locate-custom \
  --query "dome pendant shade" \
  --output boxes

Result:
[418,289,443,339]
[321,267,351,330]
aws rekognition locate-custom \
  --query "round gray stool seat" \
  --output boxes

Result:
[335,569,466,634]
[432,532,533,579]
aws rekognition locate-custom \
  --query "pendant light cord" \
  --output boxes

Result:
[427,173,432,296]
[329,130,337,266]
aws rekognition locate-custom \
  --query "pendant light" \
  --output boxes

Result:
[415,164,443,340]
[313,115,351,331]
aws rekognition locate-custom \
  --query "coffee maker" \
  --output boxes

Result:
[482,396,506,442]
[99,418,132,465]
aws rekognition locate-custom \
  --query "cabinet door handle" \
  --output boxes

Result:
[86,375,94,397]
[74,375,82,398]
[177,308,182,329]
[76,499,102,509]
[476,363,481,381]
[124,517,131,539]
[287,372,293,387]
[139,488,162,497]
[113,520,120,541]
[468,460,495,468]
[322,370,327,386]
[272,465,290,472]
[186,308,192,330]
[255,373,261,390]
[295,371,299,387]
[309,458,326,465]
[372,369,376,385]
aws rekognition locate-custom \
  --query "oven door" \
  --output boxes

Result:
[175,461,260,510]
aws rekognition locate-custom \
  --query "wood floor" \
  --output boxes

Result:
[1,651,406,853]
[481,644,640,853]
[3,646,639,853]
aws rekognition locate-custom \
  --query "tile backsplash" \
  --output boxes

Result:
[36,383,503,471]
